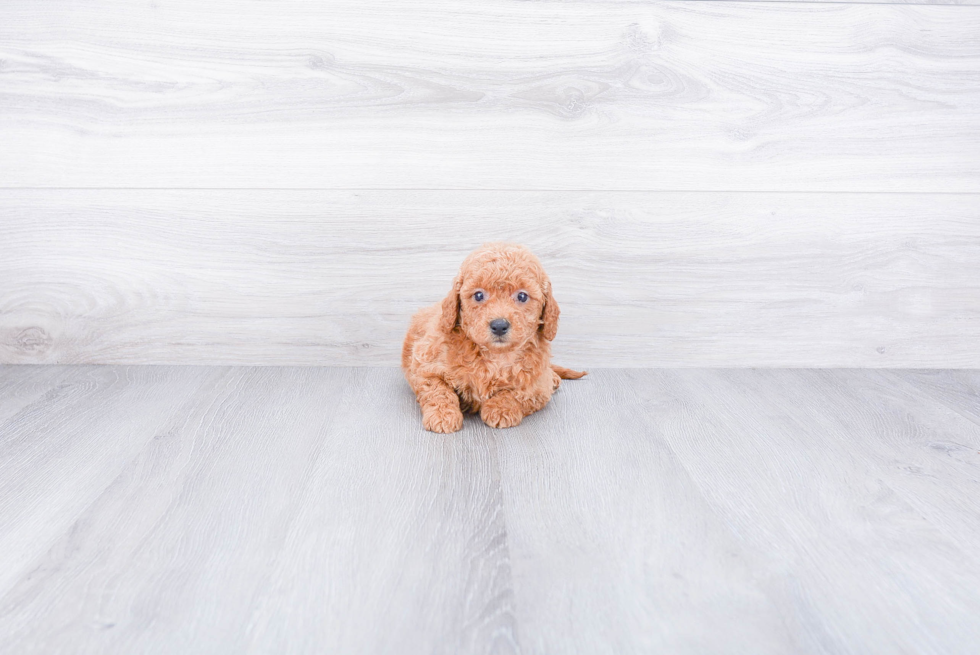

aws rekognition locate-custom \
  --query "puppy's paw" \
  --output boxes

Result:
[422,404,464,433]
[481,398,524,429]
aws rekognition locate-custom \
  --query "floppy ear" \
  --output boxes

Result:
[540,281,560,341]
[439,273,463,334]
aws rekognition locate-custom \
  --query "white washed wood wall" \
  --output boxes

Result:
[1,0,978,366]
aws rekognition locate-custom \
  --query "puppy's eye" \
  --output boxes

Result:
[473,291,485,302]
[516,291,529,303]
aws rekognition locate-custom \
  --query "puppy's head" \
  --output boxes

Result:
[440,243,560,349]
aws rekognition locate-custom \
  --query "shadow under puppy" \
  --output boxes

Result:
[402,243,586,433]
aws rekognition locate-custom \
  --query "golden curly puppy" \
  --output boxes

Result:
[402,243,586,433]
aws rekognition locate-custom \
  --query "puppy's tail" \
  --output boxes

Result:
[552,364,587,380]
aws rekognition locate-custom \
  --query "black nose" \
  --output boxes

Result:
[489,319,510,336]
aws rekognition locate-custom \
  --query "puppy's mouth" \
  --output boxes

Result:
[489,335,510,347]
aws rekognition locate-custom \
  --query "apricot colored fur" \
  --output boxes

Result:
[402,243,586,433]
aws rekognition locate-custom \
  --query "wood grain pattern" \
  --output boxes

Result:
[0,365,79,426]
[2,190,978,367]
[899,369,980,425]
[1,1,978,190]
[0,366,217,597]
[0,367,516,655]
[243,369,518,655]
[622,368,980,655]
[496,369,798,654]
[689,368,980,570]
[1,366,979,653]
[806,369,980,556]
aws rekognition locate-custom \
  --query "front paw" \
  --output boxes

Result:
[422,404,464,433]
[481,398,524,429]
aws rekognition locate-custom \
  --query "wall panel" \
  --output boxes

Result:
[2,190,977,367]
[1,1,978,190]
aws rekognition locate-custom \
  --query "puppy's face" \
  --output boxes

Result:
[459,275,544,350]
[441,244,559,350]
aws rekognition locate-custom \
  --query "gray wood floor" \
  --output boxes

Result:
[1,366,978,654]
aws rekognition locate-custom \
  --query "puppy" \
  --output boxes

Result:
[402,243,586,433]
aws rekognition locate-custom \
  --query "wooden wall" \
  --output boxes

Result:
[2,0,978,366]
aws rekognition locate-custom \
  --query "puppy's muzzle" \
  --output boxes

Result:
[489,318,510,338]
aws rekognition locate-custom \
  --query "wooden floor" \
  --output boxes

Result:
[1,366,978,653]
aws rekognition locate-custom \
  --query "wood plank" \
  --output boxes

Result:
[2,366,980,652]
[0,368,517,654]
[0,366,218,597]
[800,369,980,555]
[1,190,978,367]
[244,369,517,654]
[626,368,980,654]
[495,369,798,653]
[1,1,978,190]
[0,365,76,426]
[898,369,980,426]
[685,368,980,560]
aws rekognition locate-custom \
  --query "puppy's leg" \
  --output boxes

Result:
[413,376,464,433]
[482,369,557,429]
[481,390,525,429]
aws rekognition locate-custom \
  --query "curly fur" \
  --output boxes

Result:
[402,243,586,433]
